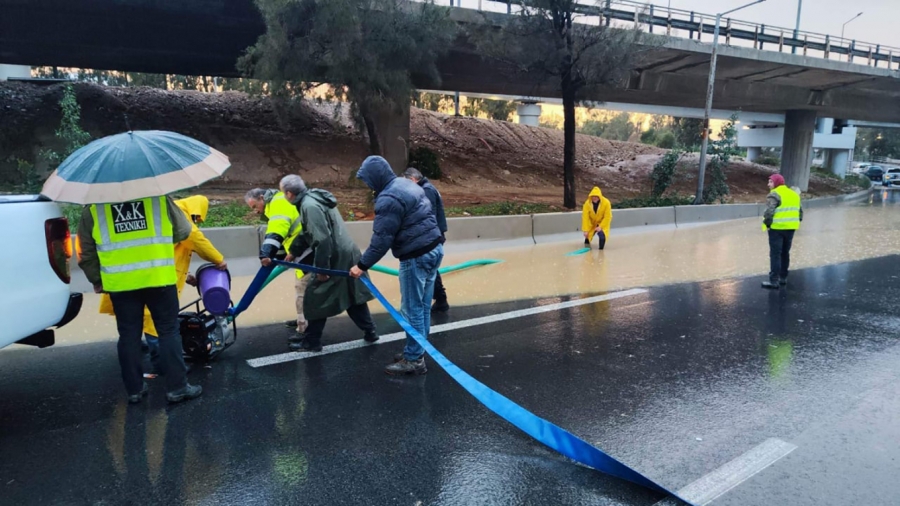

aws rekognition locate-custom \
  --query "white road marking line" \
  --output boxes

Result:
[246,288,648,368]
[654,438,798,506]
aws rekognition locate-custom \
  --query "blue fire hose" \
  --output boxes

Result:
[230,260,692,504]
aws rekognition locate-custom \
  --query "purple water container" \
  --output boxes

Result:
[196,263,232,316]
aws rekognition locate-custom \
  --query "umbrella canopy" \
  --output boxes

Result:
[41,130,231,204]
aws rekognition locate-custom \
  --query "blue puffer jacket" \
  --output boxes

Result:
[356,156,442,269]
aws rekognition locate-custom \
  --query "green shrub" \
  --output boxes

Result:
[201,202,260,228]
[408,146,442,180]
[811,166,841,181]
[612,194,694,209]
[755,155,781,167]
[445,201,557,216]
[844,174,872,189]
[651,150,682,198]
[655,131,676,149]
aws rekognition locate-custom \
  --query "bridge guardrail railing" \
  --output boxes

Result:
[428,0,900,71]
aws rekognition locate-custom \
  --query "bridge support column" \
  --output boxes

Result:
[372,105,410,172]
[827,149,850,177]
[780,110,817,192]
[516,103,541,127]
[746,146,761,162]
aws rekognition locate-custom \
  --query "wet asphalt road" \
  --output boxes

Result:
[3,254,900,505]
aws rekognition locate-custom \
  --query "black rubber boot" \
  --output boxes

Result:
[290,340,322,353]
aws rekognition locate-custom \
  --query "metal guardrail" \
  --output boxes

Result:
[437,0,900,71]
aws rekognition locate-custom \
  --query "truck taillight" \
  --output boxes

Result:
[45,218,71,284]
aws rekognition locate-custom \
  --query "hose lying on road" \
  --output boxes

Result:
[229,260,693,505]
[370,258,503,277]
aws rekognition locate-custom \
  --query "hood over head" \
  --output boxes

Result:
[176,195,210,223]
[769,174,785,187]
[588,187,603,201]
[305,188,338,209]
[356,156,397,194]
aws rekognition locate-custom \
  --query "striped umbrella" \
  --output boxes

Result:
[41,130,230,204]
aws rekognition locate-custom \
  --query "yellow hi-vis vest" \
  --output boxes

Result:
[91,197,177,292]
[264,191,304,278]
[769,185,801,231]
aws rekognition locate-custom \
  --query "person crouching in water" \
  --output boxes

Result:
[582,186,612,250]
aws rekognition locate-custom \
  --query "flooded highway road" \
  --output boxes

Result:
[2,194,900,505]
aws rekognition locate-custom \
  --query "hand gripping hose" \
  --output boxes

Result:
[230,260,693,505]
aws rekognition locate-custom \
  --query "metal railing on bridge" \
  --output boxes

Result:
[435,0,900,71]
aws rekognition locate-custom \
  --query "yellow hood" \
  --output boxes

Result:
[587,187,603,202]
[176,196,210,223]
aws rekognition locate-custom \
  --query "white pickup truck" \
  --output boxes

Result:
[0,195,82,349]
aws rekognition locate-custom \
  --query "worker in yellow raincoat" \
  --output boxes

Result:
[582,186,612,250]
[98,196,227,373]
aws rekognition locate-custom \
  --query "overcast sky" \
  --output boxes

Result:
[648,0,898,47]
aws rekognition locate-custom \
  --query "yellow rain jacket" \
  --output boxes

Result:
[582,187,612,241]
[98,196,225,336]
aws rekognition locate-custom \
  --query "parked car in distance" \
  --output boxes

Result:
[851,163,871,175]
[883,168,900,187]
[865,166,884,182]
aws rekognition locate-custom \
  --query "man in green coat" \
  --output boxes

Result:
[280,174,379,352]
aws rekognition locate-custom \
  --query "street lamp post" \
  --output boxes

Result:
[694,0,767,205]
[841,12,863,57]
[792,0,802,54]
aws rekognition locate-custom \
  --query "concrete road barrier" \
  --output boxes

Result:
[201,226,262,259]
[675,203,761,224]
[68,188,873,274]
[612,207,677,229]
[444,215,534,246]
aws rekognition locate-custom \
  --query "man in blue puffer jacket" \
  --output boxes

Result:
[350,156,444,375]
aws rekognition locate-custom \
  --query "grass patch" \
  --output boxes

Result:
[811,166,841,181]
[613,195,695,209]
[445,201,559,217]
[844,174,872,189]
[201,201,261,228]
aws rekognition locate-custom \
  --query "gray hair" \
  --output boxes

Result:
[279,174,307,196]
[244,188,266,203]
[403,167,424,181]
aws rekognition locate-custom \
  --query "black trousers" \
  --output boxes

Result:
[585,231,606,250]
[109,285,188,395]
[767,229,796,283]
[433,271,447,302]
[304,303,376,346]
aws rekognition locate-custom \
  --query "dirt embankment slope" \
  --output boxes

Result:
[0,82,857,213]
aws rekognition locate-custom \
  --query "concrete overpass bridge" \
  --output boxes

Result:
[3,0,900,189]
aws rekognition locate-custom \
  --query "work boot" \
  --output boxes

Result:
[288,332,306,344]
[385,358,427,376]
[128,382,150,404]
[761,277,780,290]
[363,331,379,343]
[290,340,322,353]
[779,275,788,287]
[584,239,591,247]
[166,384,202,404]
[283,319,297,329]
[431,299,450,313]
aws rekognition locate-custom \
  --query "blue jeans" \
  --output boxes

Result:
[399,244,444,361]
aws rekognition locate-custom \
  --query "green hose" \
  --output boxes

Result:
[370,259,503,277]
[261,265,287,290]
